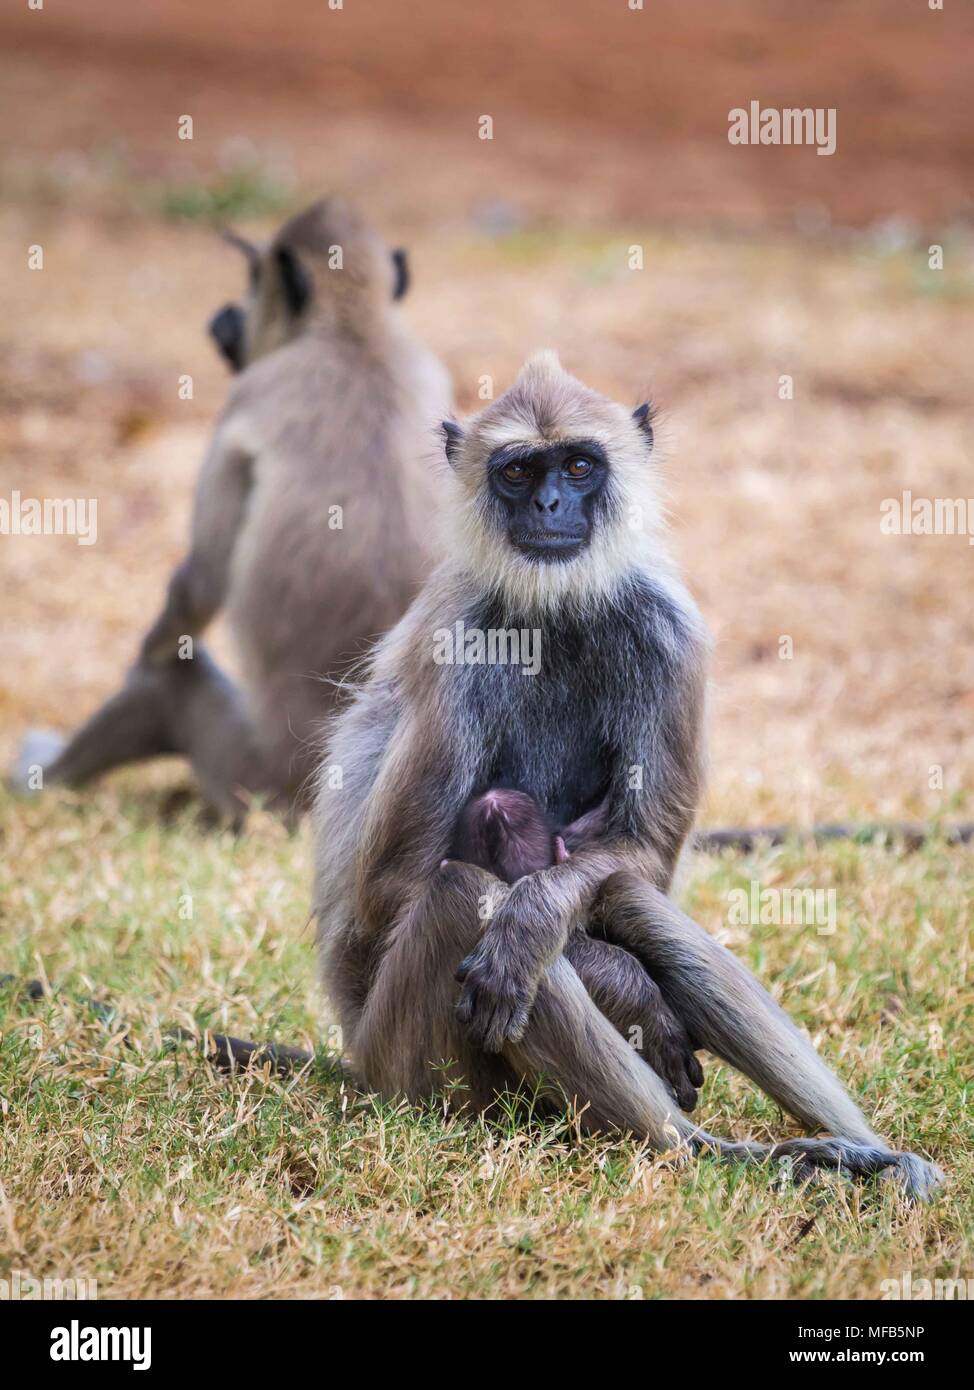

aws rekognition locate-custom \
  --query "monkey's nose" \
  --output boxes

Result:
[533,494,559,513]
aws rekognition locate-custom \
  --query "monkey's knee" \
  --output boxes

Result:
[432,861,506,936]
[597,870,658,920]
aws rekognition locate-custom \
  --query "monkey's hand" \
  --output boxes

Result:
[454,873,565,1052]
[455,933,536,1053]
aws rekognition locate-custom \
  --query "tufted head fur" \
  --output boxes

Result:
[218,197,410,369]
[438,352,669,614]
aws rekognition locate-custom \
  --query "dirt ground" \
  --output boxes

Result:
[2,0,973,826]
[4,0,974,230]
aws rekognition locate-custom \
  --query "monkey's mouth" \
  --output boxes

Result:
[511,531,587,562]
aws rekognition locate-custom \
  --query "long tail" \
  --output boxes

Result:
[1,976,330,1078]
[694,821,974,853]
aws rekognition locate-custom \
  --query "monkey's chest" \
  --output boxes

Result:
[480,675,612,826]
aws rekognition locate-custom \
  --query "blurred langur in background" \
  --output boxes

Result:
[12,197,452,823]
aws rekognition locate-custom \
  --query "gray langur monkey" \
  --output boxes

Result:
[312,351,942,1199]
[12,198,451,821]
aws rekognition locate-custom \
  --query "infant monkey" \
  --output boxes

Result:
[452,788,608,885]
[451,789,704,1110]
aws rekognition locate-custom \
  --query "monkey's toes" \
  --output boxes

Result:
[881,1153,945,1202]
[651,1030,704,1112]
[665,1054,700,1112]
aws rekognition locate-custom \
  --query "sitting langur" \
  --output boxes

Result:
[453,788,703,1109]
[313,352,942,1198]
[13,198,451,821]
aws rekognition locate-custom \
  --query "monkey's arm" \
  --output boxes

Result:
[141,432,254,665]
[331,608,483,937]
[454,838,663,1051]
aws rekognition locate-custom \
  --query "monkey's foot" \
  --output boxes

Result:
[8,729,66,792]
[778,1140,945,1202]
[879,1152,946,1202]
[697,1133,944,1201]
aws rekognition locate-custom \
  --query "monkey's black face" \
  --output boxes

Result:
[487,441,609,563]
[208,303,246,373]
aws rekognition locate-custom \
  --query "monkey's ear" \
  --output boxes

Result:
[391,248,410,300]
[441,420,464,467]
[632,402,655,449]
[275,245,312,317]
[220,228,260,276]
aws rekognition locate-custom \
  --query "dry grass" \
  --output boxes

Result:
[0,787,970,1299]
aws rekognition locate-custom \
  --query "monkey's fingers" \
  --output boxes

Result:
[646,1037,703,1112]
[675,1074,699,1112]
[657,1050,698,1111]
[477,1004,506,1053]
[456,963,531,1052]
[457,985,492,1047]
[457,983,501,1051]
[484,999,530,1052]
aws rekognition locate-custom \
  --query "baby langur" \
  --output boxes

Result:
[314,351,942,1199]
[452,788,703,1109]
[12,198,451,822]
[452,787,607,882]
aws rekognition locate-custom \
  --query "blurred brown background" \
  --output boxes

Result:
[1,0,972,825]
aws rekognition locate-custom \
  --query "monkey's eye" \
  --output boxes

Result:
[501,461,530,483]
[564,457,593,479]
